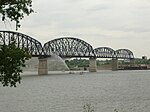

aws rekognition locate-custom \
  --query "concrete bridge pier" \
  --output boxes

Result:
[38,58,48,75]
[112,58,118,71]
[89,57,97,72]
[130,58,135,66]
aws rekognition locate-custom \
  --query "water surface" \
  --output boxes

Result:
[0,70,150,112]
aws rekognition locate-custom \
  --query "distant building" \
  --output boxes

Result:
[142,56,147,60]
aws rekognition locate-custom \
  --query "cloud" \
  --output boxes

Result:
[1,0,150,57]
[88,5,110,12]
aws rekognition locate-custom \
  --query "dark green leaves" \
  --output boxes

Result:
[0,39,31,87]
[0,0,34,30]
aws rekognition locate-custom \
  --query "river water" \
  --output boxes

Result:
[0,70,150,112]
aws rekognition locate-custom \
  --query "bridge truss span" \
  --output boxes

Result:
[0,31,43,57]
[0,31,135,59]
[43,37,94,58]
[115,49,134,59]
[94,47,116,58]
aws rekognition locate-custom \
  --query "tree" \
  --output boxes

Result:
[0,39,31,87]
[83,103,94,112]
[0,0,33,87]
[0,0,34,30]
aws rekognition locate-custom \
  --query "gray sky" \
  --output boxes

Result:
[1,0,150,58]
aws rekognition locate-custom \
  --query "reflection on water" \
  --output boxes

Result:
[0,70,150,112]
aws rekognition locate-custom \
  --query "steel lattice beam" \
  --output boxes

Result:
[115,49,134,59]
[43,37,95,58]
[0,31,135,59]
[94,47,116,58]
[0,31,43,57]
[94,47,134,59]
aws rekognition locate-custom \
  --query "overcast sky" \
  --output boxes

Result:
[1,0,150,58]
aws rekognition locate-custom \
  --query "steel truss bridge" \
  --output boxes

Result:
[0,31,134,59]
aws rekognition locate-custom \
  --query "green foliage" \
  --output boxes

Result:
[0,0,34,30]
[65,59,89,70]
[83,103,94,112]
[134,58,150,64]
[0,39,31,87]
[118,58,150,65]
[96,59,111,66]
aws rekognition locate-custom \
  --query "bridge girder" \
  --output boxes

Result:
[0,31,135,59]
[43,37,94,58]
[115,49,134,59]
[94,47,116,58]
[0,31,43,57]
[94,47,134,59]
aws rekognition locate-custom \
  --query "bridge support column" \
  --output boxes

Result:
[130,59,135,67]
[112,58,118,71]
[38,58,48,75]
[89,57,97,72]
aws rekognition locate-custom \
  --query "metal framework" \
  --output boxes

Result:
[115,49,134,59]
[94,47,134,59]
[0,31,135,59]
[94,47,116,58]
[0,31,43,57]
[43,37,94,58]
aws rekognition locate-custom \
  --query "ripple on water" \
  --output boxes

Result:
[0,70,150,112]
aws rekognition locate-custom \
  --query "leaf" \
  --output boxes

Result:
[0,39,31,87]
[0,0,34,30]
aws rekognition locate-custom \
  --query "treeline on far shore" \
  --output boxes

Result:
[65,58,150,70]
